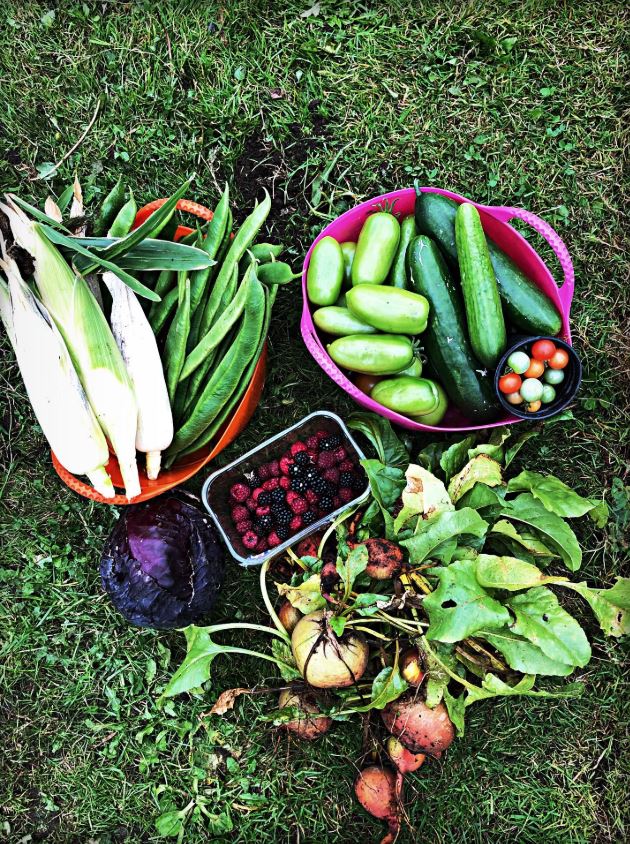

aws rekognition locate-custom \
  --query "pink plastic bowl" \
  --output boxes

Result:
[301,187,575,432]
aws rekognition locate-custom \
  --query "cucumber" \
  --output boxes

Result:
[455,203,506,369]
[414,191,562,336]
[407,236,499,422]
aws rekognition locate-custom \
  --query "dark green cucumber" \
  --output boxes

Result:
[414,190,562,335]
[407,236,499,422]
[455,203,506,369]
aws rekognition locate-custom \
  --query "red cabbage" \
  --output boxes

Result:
[101,496,224,629]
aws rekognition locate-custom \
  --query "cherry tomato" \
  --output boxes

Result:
[520,378,544,403]
[541,384,557,403]
[524,359,545,379]
[506,351,530,374]
[549,348,569,369]
[544,368,564,385]
[531,339,556,361]
[498,372,522,394]
[506,391,523,405]
[354,373,383,395]
[527,400,542,413]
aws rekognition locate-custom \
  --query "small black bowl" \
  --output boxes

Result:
[494,335,582,420]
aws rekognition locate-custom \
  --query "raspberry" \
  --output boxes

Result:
[339,486,354,502]
[252,486,265,502]
[231,504,249,523]
[235,519,253,534]
[279,455,293,475]
[290,441,308,455]
[267,531,281,548]
[286,491,300,504]
[333,496,342,509]
[302,510,317,526]
[263,477,280,491]
[306,435,320,451]
[257,463,271,480]
[255,505,271,517]
[268,460,280,477]
[242,530,260,550]
[255,538,268,553]
[339,460,355,472]
[323,468,340,485]
[317,451,336,469]
[230,482,250,502]
[289,495,308,515]
[290,515,304,531]
[332,446,347,463]
[245,496,257,511]
[315,430,329,440]
[306,489,318,504]
[279,476,290,490]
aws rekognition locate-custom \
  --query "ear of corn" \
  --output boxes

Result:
[1,197,140,500]
[0,253,114,498]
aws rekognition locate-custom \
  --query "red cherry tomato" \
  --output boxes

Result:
[498,373,522,394]
[531,339,556,361]
[524,359,545,379]
[354,373,383,394]
[549,348,570,369]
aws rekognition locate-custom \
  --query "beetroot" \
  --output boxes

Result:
[386,736,426,773]
[278,687,332,741]
[295,533,324,559]
[382,693,455,756]
[291,610,369,689]
[277,599,302,634]
[399,647,425,687]
[350,538,404,580]
[354,765,402,844]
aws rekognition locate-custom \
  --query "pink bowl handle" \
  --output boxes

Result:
[489,206,574,311]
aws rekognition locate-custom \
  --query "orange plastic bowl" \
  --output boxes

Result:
[52,198,267,505]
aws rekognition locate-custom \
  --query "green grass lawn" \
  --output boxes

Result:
[1,1,628,842]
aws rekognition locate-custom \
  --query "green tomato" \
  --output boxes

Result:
[327,334,413,375]
[371,376,440,416]
[520,377,544,403]
[307,236,344,305]
[340,241,356,288]
[346,284,429,335]
[398,357,423,378]
[543,368,565,385]
[410,382,448,425]
[352,212,400,285]
[541,384,557,404]
[506,350,531,374]
[313,306,377,337]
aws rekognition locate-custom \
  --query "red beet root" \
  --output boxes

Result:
[386,736,426,773]
[350,538,405,580]
[382,694,455,756]
[278,686,332,740]
[277,600,302,634]
[295,533,324,559]
[354,765,402,844]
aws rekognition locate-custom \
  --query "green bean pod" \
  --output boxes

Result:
[189,209,233,347]
[168,271,266,456]
[164,274,191,402]
[239,242,284,275]
[148,285,179,334]
[107,191,137,238]
[93,177,126,236]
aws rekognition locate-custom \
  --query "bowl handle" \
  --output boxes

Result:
[488,206,574,311]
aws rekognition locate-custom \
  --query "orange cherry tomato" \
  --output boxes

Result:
[498,373,522,394]
[549,348,570,369]
[506,391,523,405]
[527,400,542,412]
[354,373,383,394]
[531,339,556,361]
[524,359,545,378]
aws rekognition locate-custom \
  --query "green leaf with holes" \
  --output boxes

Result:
[401,508,488,565]
[475,554,568,591]
[479,628,574,676]
[562,578,630,637]
[499,494,582,571]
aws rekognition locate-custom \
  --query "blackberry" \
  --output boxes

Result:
[352,472,366,490]
[258,490,272,506]
[319,495,334,511]
[256,514,273,531]
[309,475,328,494]
[291,477,309,493]
[288,463,304,478]
[294,451,312,467]
[274,507,293,527]
[320,435,342,451]
[245,470,261,487]
[339,471,354,488]
[302,510,317,526]
[276,525,291,541]
[270,489,286,505]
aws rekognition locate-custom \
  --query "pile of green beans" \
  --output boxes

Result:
[144,185,297,467]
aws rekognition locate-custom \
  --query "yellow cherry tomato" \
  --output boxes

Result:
[527,400,542,412]
[524,359,545,379]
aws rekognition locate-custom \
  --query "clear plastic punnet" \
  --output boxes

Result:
[201,411,370,566]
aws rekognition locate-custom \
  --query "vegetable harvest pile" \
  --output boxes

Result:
[307,187,566,425]
[157,414,628,843]
[0,176,294,499]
